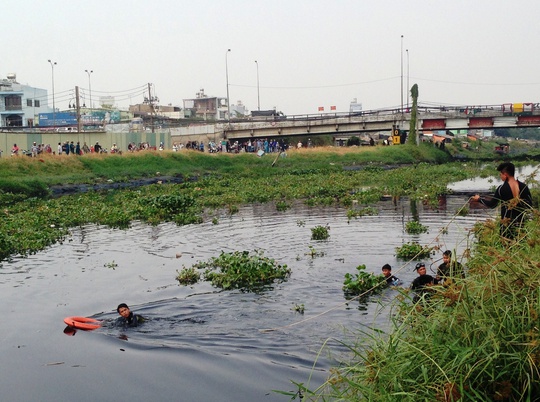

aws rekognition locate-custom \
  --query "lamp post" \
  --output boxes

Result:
[85,69,93,110]
[225,49,231,122]
[400,35,404,115]
[406,49,409,110]
[48,59,57,127]
[255,60,260,111]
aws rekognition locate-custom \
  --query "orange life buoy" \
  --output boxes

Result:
[64,316,101,330]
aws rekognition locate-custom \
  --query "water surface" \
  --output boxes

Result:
[0,195,493,401]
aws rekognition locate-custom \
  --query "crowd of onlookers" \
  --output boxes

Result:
[171,138,291,154]
[6,138,297,157]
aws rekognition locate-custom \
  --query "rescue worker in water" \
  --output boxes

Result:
[116,303,145,327]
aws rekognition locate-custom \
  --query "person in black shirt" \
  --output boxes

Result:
[381,264,401,286]
[436,250,465,285]
[116,303,144,327]
[472,162,533,239]
[411,262,435,302]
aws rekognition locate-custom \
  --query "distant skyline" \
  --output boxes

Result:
[4,0,540,115]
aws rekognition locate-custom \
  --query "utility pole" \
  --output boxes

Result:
[400,35,404,116]
[75,86,81,133]
[148,83,155,134]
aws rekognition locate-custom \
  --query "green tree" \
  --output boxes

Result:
[408,84,419,145]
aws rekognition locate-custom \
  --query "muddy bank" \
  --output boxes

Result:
[49,175,198,197]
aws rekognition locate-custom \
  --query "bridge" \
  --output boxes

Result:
[216,103,540,141]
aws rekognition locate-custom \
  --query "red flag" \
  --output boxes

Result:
[318,106,324,111]
[330,105,336,111]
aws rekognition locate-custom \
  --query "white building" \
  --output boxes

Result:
[0,74,50,127]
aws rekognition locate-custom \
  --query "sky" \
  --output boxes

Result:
[4,0,540,116]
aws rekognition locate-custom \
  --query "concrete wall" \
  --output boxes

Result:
[0,130,171,155]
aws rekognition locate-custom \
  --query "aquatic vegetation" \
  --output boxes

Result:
[175,266,200,285]
[0,150,527,262]
[311,225,330,240]
[405,220,429,234]
[305,245,325,258]
[292,303,305,314]
[342,264,385,297]
[104,261,118,270]
[185,250,290,291]
[346,206,378,221]
[275,200,290,211]
[395,241,433,259]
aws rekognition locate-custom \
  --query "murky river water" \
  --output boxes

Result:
[0,168,528,401]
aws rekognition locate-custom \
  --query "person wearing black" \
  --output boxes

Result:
[436,250,465,285]
[116,303,144,327]
[381,264,400,286]
[94,141,102,153]
[472,162,533,239]
[411,262,434,302]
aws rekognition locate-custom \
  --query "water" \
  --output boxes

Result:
[0,195,493,401]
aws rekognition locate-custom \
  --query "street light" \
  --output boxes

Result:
[225,49,231,122]
[48,59,57,127]
[85,69,93,110]
[400,35,404,115]
[406,49,409,110]
[255,60,260,111]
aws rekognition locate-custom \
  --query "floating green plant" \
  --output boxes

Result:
[395,242,433,259]
[276,200,290,211]
[347,206,379,221]
[343,264,385,297]
[181,250,290,292]
[175,266,200,285]
[405,220,429,234]
[292,303,305,314]
[104,261,118,270]
[305,245,325,258]
[311,225,330,240]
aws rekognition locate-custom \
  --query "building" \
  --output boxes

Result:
[183,89,228,120]
[0,74,51,127]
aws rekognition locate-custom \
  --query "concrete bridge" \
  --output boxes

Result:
[216,103,540,141]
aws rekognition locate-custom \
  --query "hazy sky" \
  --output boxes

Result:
[4,0,540,115]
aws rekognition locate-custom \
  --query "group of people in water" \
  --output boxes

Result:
[381,249,464,302]
[382,161,533,302]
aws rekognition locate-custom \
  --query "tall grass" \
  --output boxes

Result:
[312,216,540,401]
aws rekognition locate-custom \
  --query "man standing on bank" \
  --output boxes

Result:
[472,162,533,239]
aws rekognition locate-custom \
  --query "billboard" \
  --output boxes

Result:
[38,112,77,127]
